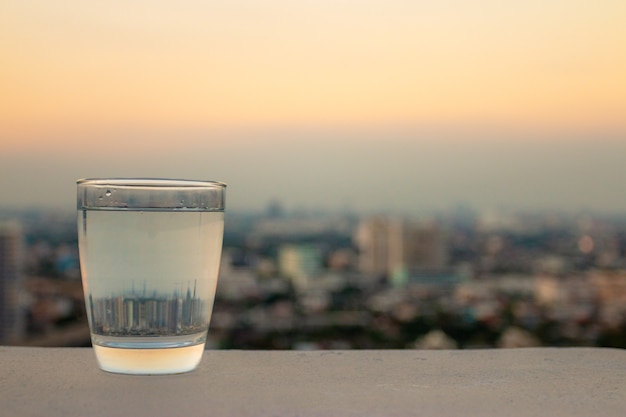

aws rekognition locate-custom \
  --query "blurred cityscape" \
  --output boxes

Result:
[1,204,625,350]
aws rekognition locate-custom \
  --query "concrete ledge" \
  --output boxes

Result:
[1,347,624,417]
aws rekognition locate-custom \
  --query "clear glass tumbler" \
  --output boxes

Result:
[77,178,226,374]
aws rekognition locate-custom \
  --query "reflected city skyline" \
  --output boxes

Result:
[86,280,210,337]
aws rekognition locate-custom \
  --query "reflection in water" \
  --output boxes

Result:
[87,283,209,337]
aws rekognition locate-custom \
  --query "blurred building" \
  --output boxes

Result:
[590,270,626,303]
[355,217,447,283]
[534,274,595,306]
[0,221,26,344]
[278,244,322,291]
[354,217,390,277]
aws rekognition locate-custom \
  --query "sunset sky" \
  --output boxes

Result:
[1,1,625,213]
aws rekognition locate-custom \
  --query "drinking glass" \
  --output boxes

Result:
[77,178,226,374]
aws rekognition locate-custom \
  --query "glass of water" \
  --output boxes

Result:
[77,178,226,375]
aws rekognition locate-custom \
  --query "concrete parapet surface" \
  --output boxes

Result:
[1,347,624,417]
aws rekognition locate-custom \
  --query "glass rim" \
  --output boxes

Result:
[76,178,227,188]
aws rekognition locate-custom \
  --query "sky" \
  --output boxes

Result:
[1,1,625,214]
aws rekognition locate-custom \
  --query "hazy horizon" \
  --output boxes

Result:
[2,127,625,215]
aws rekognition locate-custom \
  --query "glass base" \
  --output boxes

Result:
[93,343,205,375]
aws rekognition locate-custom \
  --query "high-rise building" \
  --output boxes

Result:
[397,219,447,270]
[354,217,390,278]
[355,217,447,282]
[0,221,25,344]
[278,244,322,291]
